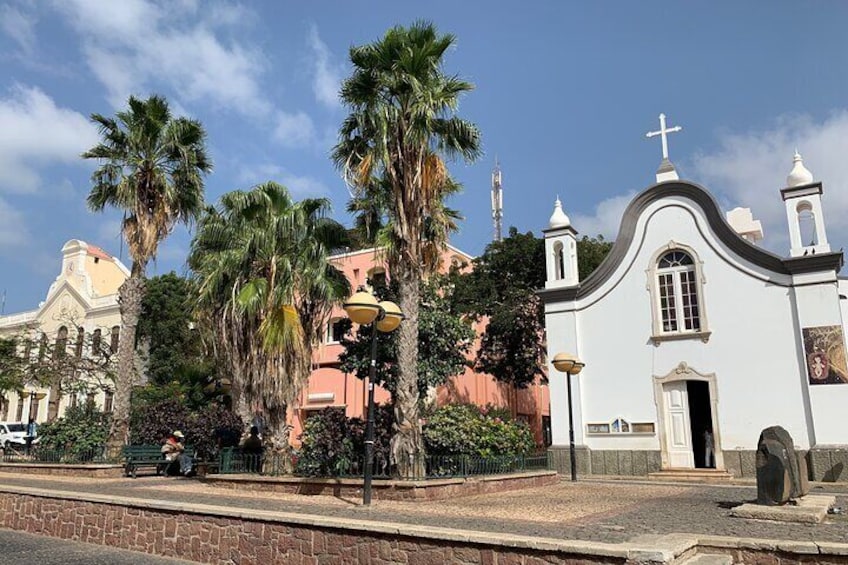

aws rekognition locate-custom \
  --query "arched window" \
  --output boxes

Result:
[367,267,387,289]
[553,242,566,280]
[110,326,120,354]
[797,201,817,246]
[75,327,84,358]
[91,329,102,355]
[655,250,701,334]
[54,326,68,360]
[38,333,47,362]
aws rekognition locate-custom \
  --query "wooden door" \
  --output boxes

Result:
[664,381,694,468]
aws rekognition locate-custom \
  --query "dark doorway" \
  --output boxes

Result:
[542,416,552,447]
[686,381,714,469]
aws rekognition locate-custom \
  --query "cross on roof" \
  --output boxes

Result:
[646,113,682,161]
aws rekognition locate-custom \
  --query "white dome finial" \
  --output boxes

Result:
[787,150,814,187]
[549,196,571,229]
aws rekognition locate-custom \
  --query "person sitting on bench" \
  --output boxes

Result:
[161,431,192,476]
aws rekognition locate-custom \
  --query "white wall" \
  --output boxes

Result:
[802,279,848,445]
[547,197,815,452]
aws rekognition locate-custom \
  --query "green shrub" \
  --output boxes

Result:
[129,398,243,459]
[295,406,392,477]
[423,404,534,457]
[188,403,244,459]
[37,402,111,459]
[129,397,190,446]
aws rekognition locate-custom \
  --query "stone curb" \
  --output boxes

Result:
[201,469,557,489]
[0,484,635,560]
[2,484,847,563]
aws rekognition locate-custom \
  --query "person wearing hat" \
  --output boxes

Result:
[161,431,186,476]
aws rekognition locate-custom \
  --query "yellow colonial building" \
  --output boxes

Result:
[0,239,128,423]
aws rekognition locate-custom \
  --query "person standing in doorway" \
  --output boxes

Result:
[704,429,715,468]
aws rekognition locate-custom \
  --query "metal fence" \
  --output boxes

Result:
[1,444,113,464]
[217,449,551,480]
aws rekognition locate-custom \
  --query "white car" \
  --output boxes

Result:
[0,422,38,449]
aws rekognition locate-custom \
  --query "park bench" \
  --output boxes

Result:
[122,445,196,478]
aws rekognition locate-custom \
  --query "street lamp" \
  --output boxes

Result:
[343,287,404,506]
[552,352,585,481]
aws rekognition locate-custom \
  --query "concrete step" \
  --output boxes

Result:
[677,554,733,565]
[647,469,734,483]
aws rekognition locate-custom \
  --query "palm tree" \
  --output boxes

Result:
[332,22,480,475]
[83,95,211,454]
[189,182,349,458]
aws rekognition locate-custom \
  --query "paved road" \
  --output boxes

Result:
[0,528,193,564]
[1,475,846,544]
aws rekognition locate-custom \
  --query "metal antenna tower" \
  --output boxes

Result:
[491,159,503,242]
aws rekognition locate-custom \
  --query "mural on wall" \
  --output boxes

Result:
[802,325,848,385]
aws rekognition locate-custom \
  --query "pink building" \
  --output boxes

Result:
[288,245,551,447]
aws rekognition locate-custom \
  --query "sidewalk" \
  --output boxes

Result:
[0,472,845,544]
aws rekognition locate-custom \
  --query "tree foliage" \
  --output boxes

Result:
[332,21,481,471]
[577,235,614,281]
[83,94,211,453]
[452,228,612,388]
[338,276,474,398]
[138,273,206,384]
[189,181,349,455]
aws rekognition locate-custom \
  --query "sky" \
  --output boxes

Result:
[2,1,848,313]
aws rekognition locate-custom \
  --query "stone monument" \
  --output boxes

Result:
[756,425,809,505]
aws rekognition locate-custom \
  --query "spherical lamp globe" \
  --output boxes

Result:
[375,301,403,333]
[552,352,577,374]
[344,290,380,325]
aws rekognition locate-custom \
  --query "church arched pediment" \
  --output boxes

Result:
[539,181,843,304]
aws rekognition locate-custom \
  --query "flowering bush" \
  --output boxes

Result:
[423,404,534,457]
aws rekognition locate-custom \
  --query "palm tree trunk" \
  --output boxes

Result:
[390,265,424,478]
[105,267,145,457]
[263,403,294,474]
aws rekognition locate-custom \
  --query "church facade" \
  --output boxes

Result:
[541,154,848,481]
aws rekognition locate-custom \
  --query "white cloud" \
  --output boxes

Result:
[273,111,316,147]
[691,111,848,252]
[0,85,99,193]
[0,197,29,250]
[572,191,636,240]
[55,0,270,116]
[237,163,328,196]
[307,25,344,109]
[0,3,37,54]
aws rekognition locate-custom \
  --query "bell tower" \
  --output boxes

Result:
[544,198,579,288]
[781,151,830,257]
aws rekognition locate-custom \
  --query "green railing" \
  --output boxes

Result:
[217,449,551,480]
[1,444,114,464]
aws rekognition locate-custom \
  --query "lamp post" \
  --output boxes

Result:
[343,288,404,506]
[552,353,585,481]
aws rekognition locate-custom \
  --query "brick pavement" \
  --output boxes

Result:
[0,473,845,544]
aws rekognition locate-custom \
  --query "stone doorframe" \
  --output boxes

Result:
[652,362,725,471]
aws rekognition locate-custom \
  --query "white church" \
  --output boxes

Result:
[542,117,848,482]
